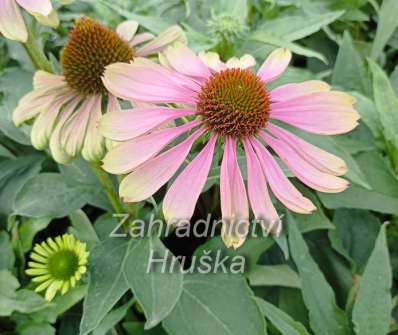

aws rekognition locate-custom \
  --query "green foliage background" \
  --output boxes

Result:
[0,0,398,334]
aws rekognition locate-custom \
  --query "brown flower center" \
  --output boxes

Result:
[197,68,270,137]
[60,17,134,95]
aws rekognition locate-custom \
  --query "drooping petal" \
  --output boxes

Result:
[270,92,359,135]
[250,137,316,214]
[163,135,217,224]
[269,80,330,102]
[31,7,59,28]
[0,0,27,42]
[135,25,186,56]
[16,0,52,15]
[116,20,138,42]
[49,98,80,164]
[33,71,66,91]
[99,107,197,141]
[198,51,226,72]
[82,95,105,162]
[226,54,256,69]
[261,132,349,193]
[242,138,281,235]
[161,42,211,81]
[257,48,292,83]
[102,119,200,174]
[102,60,199,104]
[130,32,155,47]
[59,97,93,157]
[266,123,347,176]
[220,137,249,249]
[30,94,73,150]
[119,128,206,202]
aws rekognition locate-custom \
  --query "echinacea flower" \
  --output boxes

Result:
[0,0,73,42]
[101,44,359,248]
[26,234,88,301]
[13,17,185,163]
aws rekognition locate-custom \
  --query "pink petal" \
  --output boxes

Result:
[135,25,186,56]
[257,48,292,83]
[267,123,347,176]
[0,0,27,42]
[270,80,330,102]
[163,135,217,223]
[99,107,197,141]
[242,138,281,235]
[220,137,249,249]
[116,20,138,42]
[161,43,211,81]
[270,92,359,135]
[16,0,52,15]
[261,132,349,193]
[250,137,316,214]
[102,120,200,174]
[119,128,206,202]
[102,61,199,104]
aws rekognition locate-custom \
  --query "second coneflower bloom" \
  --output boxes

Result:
[13,17,185,163]
[101,44,359,248]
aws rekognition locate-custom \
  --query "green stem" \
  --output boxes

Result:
[91,163,125,214]
[22,24,53,73]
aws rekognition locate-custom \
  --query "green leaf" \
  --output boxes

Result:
[69,210,100,249]
[319,151,398,214]
[59,158,111,211]
[163,273,266,335]
[98,0,176,33]
[16,321,55,335]
[0,67,32,144]
[368,58,398,148]
[371,0,398,58]
[124,237,183,329]
[79,238,130,335]
[0,270,49,316]
[255,297,311,335]
[32,285,88,323]
[332,31,365,92]
[14,173,92,218]
[329,209,380,272]
[319,185,398,214]
[18,217,51,253]
[287,214,349,335]
[249,31,328,63]
[258,9,344,41]
[350,92,383,140]
[0,154,43,215]
[194,235,274,272]
[248,265,301,288]
[0,231,15,270]
[352,224,392,335]
[93,299,134,335]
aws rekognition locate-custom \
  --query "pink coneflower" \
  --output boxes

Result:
[0,0,72,42]
[13,17,185,163]
[101,44,359,248]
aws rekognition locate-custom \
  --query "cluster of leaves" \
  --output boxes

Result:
[0,0,398,334]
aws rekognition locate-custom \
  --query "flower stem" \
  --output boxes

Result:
[91,162,125,214]
[22,24,53,73]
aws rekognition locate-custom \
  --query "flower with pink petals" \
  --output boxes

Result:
[0,0,74,42]
[13,17,185,163]
[101,44,359,248]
